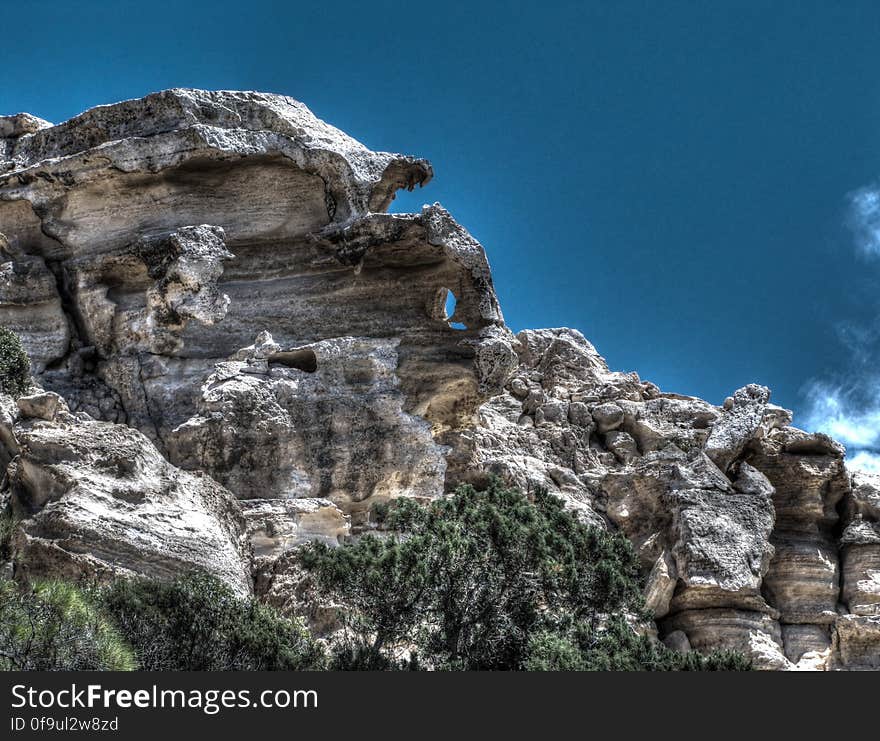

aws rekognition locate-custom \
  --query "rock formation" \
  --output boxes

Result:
[1,89,878,669]
[1,391,251,594]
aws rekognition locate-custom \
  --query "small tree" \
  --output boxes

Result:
[99,573,326,670]
[0,327,30,398]
[0,578,136,671]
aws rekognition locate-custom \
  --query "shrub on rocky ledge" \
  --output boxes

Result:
[98,573,326,671]
[300,480,751,671]
[0,327,31,398]
[0,512,18,562]
[525,615,753,671]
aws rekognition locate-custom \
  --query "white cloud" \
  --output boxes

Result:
[847,450,880,474]
[802,381,880,471]
[846,184,880,258]
[803,380,880,449]
[799,181,880,471]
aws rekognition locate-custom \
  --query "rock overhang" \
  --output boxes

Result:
[0,88,515,506]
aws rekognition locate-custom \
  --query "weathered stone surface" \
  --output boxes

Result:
[445,322,869,667]
[16,390,67,421]
[168,333,453,527]
[840,472,880,617]
[0,394,21,469]
[241,498,349,557]
[746,428,848,633]
[662,608,790,671]
[2,397,251,595]
[1,89,431,214]
[451,327,655,526]
[599,450,777,619]
[0,236,70,372]
[592,402,624,433]
[834,615,880,669]
[661,630,691,653]
[457,324,794,665]
[0,113,52,140]
[849,471,880,520]
[704,384,769,472]
[841,540,880,617]
[1,89,510,514]
[665,483,775,613]
[251,549,342,632]
[781,623,832,664]
[644,550,677,619]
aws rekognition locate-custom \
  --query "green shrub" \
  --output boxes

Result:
[0,578,136,671]
[99,573,326,670]
[525,615,751,670]
[0,511,18,562]
[0,327,30,398]
[300,480,751,671]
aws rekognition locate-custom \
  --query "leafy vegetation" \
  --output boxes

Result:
[0,327,31,398]
[0,512,18,562]
[300,480,751,671]
[0,578,136,670]
[98,573,326,670]
[525,615,752,671]
[0,573,326,671]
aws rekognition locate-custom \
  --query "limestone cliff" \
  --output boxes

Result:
[0,90,877,670]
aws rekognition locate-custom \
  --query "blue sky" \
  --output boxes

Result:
[3,1,880,468]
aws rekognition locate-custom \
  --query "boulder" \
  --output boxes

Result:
[704,384,770,472]
[16,391,68,421]
[5,411,251,596]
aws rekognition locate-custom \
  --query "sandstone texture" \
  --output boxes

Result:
[1,90,877,669]
[0,392,252,595]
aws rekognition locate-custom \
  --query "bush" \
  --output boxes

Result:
[525,615,751,671]
[98,573,326,670]
[0,511,18,562]
[0,327,30,398]
[300,480,751,671]
[0,578,136,670]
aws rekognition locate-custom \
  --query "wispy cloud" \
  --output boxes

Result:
[846,183,880,258]
[803,380,880,472]
[801,182,880,473]
[847,450,880,474]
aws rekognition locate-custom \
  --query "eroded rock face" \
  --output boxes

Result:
[0,88,511,503]
[466,325,878,669]
[743,428,849,664]
[2,90,878,669]
[835,615,880,669]
[841,473,880,618]
[0,235,70,372]
[168,332,449,526]
[704,384,770,473]
[0,393,251,595]
[241,498,349,557]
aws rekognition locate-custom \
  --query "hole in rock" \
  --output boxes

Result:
[445,289,457,319]
[268,348,318,373]
[442,287,467,331]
